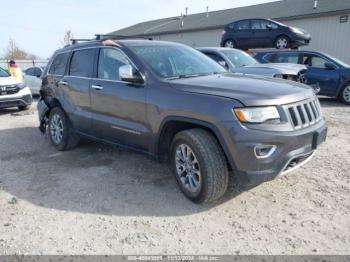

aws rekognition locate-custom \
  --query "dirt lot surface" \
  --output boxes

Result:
[0,98,349,255]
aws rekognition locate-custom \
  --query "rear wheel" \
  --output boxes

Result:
[170,129,229,203]
[275,36,290,49]
[224,39,235,48]
[340,84,350,105]
[48,107,79,151]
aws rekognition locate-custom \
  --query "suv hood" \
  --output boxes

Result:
[0,76,21,86]
[233,63,306,77]
[169,73,314,106]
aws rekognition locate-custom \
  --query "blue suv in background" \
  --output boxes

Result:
[221,18,311,50]
[254,50,350,105]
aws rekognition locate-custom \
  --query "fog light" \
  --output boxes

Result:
[254,145,276,158]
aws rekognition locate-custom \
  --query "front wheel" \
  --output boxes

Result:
[275,36,290,49]
[170,129,229,203]
[48,107,79,151]
[340,84,350,105]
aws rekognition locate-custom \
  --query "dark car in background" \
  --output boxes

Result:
[255,50,350,104]
[221,18,311,50]
[198,47,307,83]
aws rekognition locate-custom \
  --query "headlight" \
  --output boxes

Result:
[234,106,280,123]
[274,74,284,79]
[16,83,26,89]
[291,27,304,35]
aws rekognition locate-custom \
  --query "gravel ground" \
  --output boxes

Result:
[0,98,349,255]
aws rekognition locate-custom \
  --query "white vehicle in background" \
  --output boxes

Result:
[0,67,32,110]
[24,66,44,95]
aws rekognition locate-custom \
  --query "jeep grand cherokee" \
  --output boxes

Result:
[38,39,327,203]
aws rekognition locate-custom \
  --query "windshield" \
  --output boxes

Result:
[222,50,258,68]
[129,44,226,79]
[326,53,350,68]
[0,67,10,77]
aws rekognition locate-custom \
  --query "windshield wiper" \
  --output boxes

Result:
[166,72,222,80]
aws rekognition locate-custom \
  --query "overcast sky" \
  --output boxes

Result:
[0,0,278,58]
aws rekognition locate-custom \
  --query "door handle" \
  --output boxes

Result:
[91,85,103,90]
[59,80,68,85]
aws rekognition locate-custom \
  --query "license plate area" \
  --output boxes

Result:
[312,127,327,149]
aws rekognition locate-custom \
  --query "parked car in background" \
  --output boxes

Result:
[254,50,350,104]
[221,18,311,50]
[38,39,327,203]
[198,47,307,83]
[0,66,32,110]
[24,66,44,95]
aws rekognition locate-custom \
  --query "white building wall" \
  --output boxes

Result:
[153,13,350,63]
[281,13,350,63]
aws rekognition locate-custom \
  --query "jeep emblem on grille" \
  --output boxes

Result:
[0,86,6,92]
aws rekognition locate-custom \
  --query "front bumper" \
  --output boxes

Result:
[0,86,33,109]
[290,34,311,47]
[220,118,327,186]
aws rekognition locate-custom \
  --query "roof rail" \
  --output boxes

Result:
[95,34,153,41]
[70,38,95,45]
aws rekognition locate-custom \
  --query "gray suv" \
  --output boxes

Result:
[38,39,327,203]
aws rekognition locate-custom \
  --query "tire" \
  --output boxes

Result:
[275,35,290,49]
[170,128,229,203]
[224,39,235,48]
[48,107,79,151]
[18,105,30,111]
[340,84,350,105]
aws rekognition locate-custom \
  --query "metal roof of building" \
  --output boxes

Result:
[109,0,350,36]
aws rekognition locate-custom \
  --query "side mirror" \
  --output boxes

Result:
[119,64,144,84]
[324,62,336,70]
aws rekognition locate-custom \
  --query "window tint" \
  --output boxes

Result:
[49,52,70,75]
[235,20,250,30]
[303,54,329,69]
[272,53,299,64]
[263,54,275,62]
[69,49,95,77]
[98,48,129,80]
[227,22,235,30]
[25,68,36,76]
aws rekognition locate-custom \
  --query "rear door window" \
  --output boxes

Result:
[49,52,70,75]
[69,49,95,77]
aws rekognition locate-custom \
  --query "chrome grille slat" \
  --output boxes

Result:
[285,97,322,129]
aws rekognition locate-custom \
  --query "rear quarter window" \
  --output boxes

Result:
[49,52,70,75]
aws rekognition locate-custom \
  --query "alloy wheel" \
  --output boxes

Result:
[276,38,288,49]
[175,144,201,193]
[224,40,235,48]
[50,114,64,145]
[343,86,350,103]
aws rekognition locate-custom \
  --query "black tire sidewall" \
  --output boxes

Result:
[171,136,209,203]
[48,107,69,151]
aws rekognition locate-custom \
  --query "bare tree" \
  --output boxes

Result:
[61,30,74,47]
[3,38,28,60]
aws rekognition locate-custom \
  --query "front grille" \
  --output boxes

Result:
[285,97,322,129]
[0,85,19,95]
